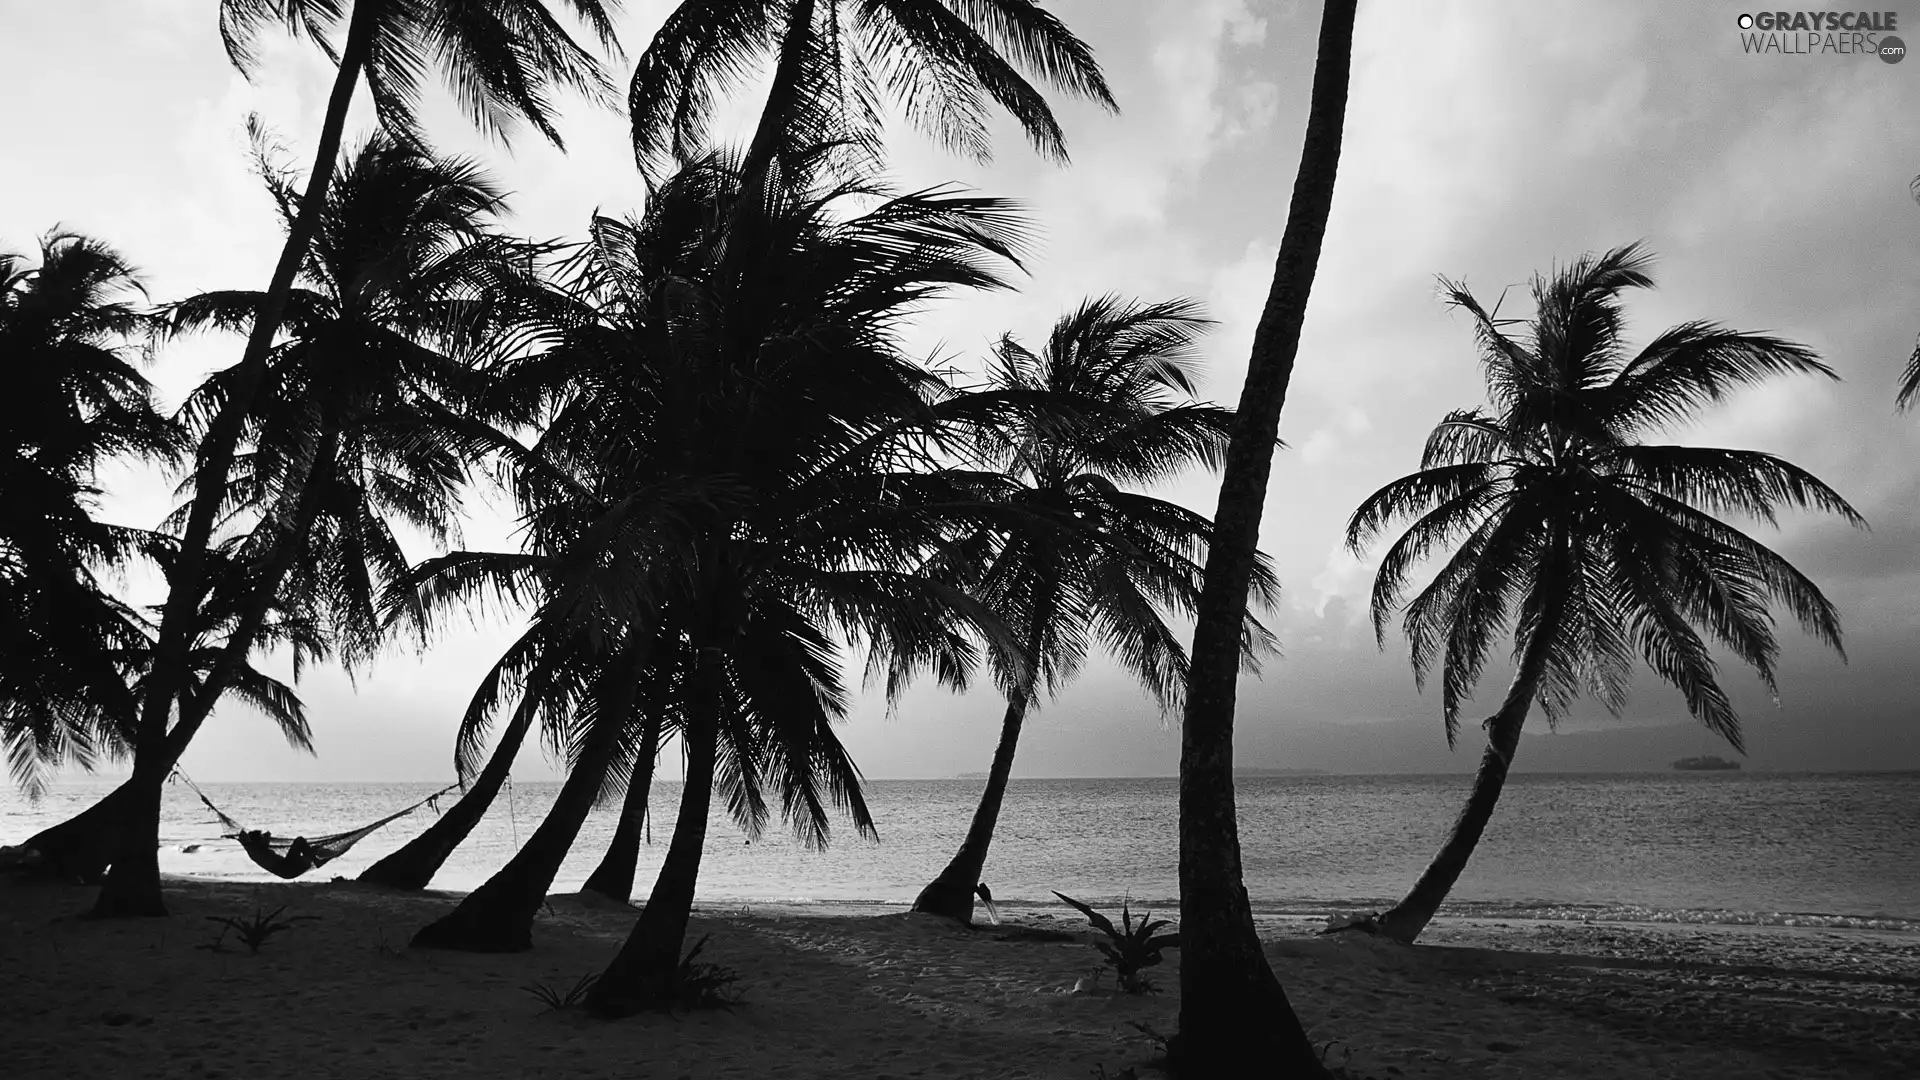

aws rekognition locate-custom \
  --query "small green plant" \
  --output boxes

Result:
[202,905,318,954]
[1053,892,1179,994]
[667,934,744,1012]
[523,972,599,1012]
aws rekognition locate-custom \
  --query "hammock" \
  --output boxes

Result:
[175,772,459,880]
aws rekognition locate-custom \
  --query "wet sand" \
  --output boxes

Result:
[2,877,1914,1078]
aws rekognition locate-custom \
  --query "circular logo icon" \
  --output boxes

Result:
[1737,13,1754,29]
[1882,35,1907,63]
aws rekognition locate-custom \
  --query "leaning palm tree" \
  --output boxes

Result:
[581,152,1032,1008]
[1345,243,1864,945]
[72,0,621,919]
[909,296,1278,923]
[628,0,1114,197]
[408,149,1029,955]
[1169,0,1357,1072]
[82,131,537,914]
[0,232,179,798]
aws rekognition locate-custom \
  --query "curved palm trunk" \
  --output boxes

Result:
[64,10,376,917]
[1369,695,1530,944]
[357,705,538,890]
[581,716,660,903]
[585,667,720,1016]
[1170,0,1355,1074]
[91,428,345,916]
[910,695,1026,922]
[409,722,620,952]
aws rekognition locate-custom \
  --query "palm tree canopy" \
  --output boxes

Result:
[1346,243,1865,750]
[628,0,1115,183]
[399,148,1034,848]
[166,131,539,671]
[936,295,1280,710]
[218,0,622,149]
[0,232,181,795]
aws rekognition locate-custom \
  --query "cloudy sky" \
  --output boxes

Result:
[3,1,1917,782]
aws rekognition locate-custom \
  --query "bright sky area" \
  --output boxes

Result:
[2,1,1917,781]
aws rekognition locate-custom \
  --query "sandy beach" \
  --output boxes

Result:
[3,877,1914,1079]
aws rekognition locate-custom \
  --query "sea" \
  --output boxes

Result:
[4,772,1916,931]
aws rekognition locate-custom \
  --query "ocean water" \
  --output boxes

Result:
[4,772,1916,930]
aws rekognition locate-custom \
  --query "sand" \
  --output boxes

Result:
[2,877,1915,1079]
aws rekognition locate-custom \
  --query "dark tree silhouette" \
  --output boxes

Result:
[1,233,178,798]
[1169,0,1357,1073]
[910,297,1277,923]
[1344,243,1863,944]
[76,0,620,919]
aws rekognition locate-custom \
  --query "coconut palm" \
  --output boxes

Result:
[909,296,1278,923]
[1,232,179,798]
[580,711,662,901]
[74,0,621,919]
[407,149,1031,956]
[628,0,1114,196]
[1170,0,1357,1072]
[81,131,538,914]
[1345,243,1863,945]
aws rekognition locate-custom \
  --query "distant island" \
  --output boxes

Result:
[1671,755,1741,771]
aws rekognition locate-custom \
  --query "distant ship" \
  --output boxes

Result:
[1671,755,1741,771]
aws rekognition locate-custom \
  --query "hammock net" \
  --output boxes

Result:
[175,773,459,880]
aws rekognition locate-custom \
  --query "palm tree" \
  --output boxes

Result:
[1,232,179,798]
[74,0,621,919]
[628,0,1115,198]
[580,711,662,901]
[83,131,537,914]
[1345,243,1864,945]
[409,150,1030,956]
[1169,0,1356,1073]
[909,296,1278,923]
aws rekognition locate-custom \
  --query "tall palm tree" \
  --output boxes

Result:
[72,0,621,919]
[1170,0,1356,1073]
[628,0,1115,198]
[909,296,1278,923]
[408,150,1030,956]
[1345,244,1863,944]
[1,232,179,798]
[584,154,1034,1008]
[83,131,536,914]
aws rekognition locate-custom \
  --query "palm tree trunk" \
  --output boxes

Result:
[586,653,721,1016]
[1171,0,1356,1074]
[910,694,1026,922]
[90,429,344,915]
[357,705,538,891]
[69,9,375,916]
[408,720,621,952]
[1369,696,1530,944]
[581,716,660,903]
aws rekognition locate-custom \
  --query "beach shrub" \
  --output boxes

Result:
[201,905,319,954]
[1053,892,1180,994]
[667,934,744,1012]
[522,972,599,1012]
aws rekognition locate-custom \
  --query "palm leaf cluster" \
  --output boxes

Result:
[1348,244,1862,750]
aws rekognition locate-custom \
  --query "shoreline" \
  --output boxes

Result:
[5,876,1916,1078]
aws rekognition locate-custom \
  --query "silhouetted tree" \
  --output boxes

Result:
[1,232,178,797]
[1169,0,1357,1073]
[76,0,620,919]
[911,296,1277,923]
[1345,243,1864,944]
